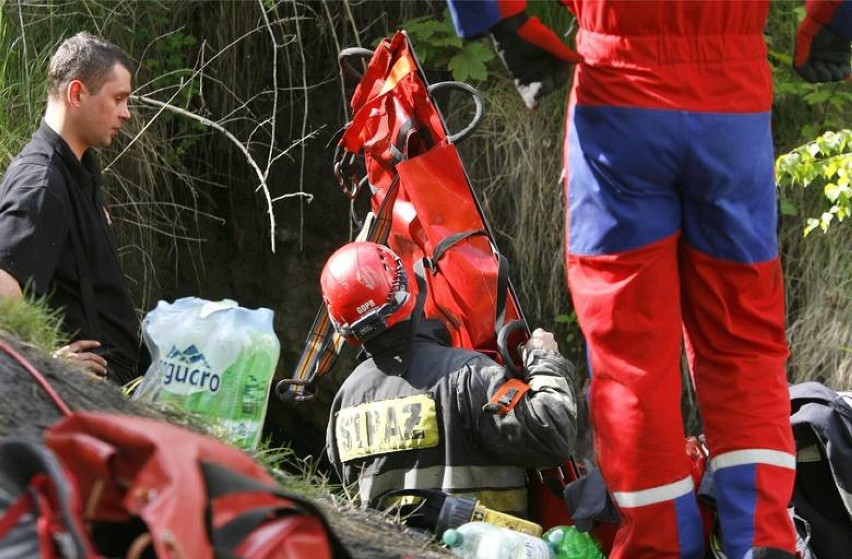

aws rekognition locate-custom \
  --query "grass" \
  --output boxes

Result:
[0,295,69,353]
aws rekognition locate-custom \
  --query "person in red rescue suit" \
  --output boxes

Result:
[321,241,588,518]
[446,1,851,558]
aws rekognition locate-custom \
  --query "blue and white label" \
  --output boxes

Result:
[159,344,221,394]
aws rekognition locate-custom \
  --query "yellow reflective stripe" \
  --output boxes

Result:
[335,394,439,462]
[471,488,529,516]
[378,55,414,96]
[612,475,694,509]
[359,464,527,506]
[711,449,796,471]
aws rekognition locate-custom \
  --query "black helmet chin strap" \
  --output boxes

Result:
[362,257,429,376]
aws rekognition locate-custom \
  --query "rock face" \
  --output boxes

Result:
[0,336,159,440]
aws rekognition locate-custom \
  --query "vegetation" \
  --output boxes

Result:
[0,295,68,353]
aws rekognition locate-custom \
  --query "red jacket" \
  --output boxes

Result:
[448,0,849,112]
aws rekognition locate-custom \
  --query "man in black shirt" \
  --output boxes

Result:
[0,32,144,384]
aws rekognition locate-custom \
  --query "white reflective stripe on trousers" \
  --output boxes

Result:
[612,475,695,509]
[710,449,796,471]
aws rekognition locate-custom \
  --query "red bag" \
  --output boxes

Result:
[0,437,96,559]
[40,412,350,559]
[336,31,523,359]
[279,31,525,400]
[0,334,350,559]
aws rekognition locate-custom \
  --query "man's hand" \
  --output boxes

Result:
[54,339,107,377]
[0,269,24,302]
[794,19,851,83]
[490,12,582,110]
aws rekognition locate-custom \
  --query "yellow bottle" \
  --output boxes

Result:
[436,494,543,537]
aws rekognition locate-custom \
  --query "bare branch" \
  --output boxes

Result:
[132,94,315,253]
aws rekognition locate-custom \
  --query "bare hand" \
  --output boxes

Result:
[53,340,108,377]
[524,328,558,353]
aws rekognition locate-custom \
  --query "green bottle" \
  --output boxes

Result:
[544,526,605,559]
[217,332,280,450]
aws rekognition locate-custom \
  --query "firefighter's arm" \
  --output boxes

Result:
[459,344,585,467]
[446,0,582,110]
[794,0,851,83]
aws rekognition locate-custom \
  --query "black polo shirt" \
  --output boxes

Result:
[0,121,144,383]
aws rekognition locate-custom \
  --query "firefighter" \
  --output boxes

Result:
[322,241,586,518]
[446,1,851,558]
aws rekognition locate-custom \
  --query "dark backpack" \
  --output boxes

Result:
[790,382,852,559]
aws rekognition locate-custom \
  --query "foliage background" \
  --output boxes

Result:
[0,0,849,456]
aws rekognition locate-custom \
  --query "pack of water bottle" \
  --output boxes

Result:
[131,297,280,451]
[442,521,605,559]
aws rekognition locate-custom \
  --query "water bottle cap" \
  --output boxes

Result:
[442,529,464,548]
[435,495,478,534]
[547,529,563,546]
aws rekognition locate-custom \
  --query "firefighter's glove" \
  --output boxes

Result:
[490,12,582,110]
[522,329,577,396]
[794,18,851,83]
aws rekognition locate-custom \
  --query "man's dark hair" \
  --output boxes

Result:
[47,32,135,98]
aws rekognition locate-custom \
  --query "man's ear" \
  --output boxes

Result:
[67,80,86,107]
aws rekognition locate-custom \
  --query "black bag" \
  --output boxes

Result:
[790,382,852,559]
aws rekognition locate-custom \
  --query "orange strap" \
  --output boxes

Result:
[483,378,530,416]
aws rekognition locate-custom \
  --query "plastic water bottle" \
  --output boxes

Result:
[133,297,280,451]
[543,526,605,559]
[442,522,555,559]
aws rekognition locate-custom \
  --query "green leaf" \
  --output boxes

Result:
[779,199,798,216]
[825,182,840,202]
[429,35,463,48]
[448,42,494,82]
[804,218,819,237]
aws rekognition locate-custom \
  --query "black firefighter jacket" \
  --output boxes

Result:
[326,319,583,518]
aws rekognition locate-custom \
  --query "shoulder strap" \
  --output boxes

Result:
[482,378,531,416]
[15,153,101,340]
[426,228,512,337]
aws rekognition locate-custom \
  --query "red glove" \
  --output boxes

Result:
[490,12,583,110]
[794,14,851,83]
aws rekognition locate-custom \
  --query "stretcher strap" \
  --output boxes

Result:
[430,229,486,263]
[287,176,402,391]
[428,229,511,340]
[388,118,435,164]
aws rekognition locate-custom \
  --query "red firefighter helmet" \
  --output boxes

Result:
[320,241,416,344]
